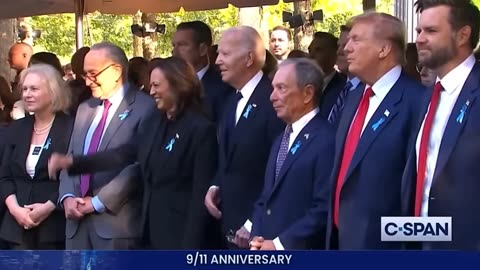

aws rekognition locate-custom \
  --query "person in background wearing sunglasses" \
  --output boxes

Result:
[416,63,437,87]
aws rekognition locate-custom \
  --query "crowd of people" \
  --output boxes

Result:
[0,0,478,251]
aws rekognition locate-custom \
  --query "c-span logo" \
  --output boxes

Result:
[381,217,451,241]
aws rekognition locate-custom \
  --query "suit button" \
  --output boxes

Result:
[266,209,271,215]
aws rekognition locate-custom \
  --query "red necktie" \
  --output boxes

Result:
[415,82,443,216]
[334,87,374,227]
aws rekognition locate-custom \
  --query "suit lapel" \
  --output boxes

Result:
[35,113,67,175]
[99,87,136,151]
[345,85,402,181]
[16,116,34,174]
[270,115,320,195]
[433,65,480,182]
[76,98,101,154]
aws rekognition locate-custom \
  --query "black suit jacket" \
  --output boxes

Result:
[0,112,73,244]
[201,67,235,124]
[319,72,347,119]
[214,74,285,235]
[70,109,218,249]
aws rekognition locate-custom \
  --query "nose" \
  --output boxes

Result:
[270,88,278,103]
[416,31,426,45]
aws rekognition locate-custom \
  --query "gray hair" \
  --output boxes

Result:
[279,58,324,105]
[223,26,266,69]
[90,42,129,80]
[19,64,72,113]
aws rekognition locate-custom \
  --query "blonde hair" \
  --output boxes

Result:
[19,64,72,113]
[350,11,406,64]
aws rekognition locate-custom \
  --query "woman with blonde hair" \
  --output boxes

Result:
[0,64,73,249]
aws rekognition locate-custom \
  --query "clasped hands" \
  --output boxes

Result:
[230,226,276,250]
[11,201,55,230]
[62,196,95,220]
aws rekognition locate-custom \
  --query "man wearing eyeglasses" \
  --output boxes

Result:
[57,42,157,250]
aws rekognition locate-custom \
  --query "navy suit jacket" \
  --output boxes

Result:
[401,62,480,250]
[326,73,425,249]
[319,72,347,118]
[251,112,335,249]
[201,67,235,124]
[214,74,285,235]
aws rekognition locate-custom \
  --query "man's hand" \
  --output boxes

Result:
[10,206,38,229]
[24,201,56,225]
[249,237,276,250]
[63,197,85,220]
[48,153,73,180]
[233,226,251,248]
[77,196,95,215]
[204,186,222,219]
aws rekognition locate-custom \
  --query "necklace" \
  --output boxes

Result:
[34,117,55,135]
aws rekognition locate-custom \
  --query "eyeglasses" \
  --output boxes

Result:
[82,64,115,82]
[416,63,423,73]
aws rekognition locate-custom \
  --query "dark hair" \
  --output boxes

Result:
[340,24,351,33]
[312,32,339,51]
[415,0,480,50]
[270,25,292,41]
[149,57,204,118]
[263,49,278,79]
[71,46,90,76]
[176,21,213,47]
[287,49,310,59]
[29,52,63,75]
[128,57,149,88]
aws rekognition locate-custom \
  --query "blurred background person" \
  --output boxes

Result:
[287,50,309,59]
[128,57,149,92]
[68,47,92,115]
[0,64,73,250]
[269,26,291,63]
[404,42,421,82]
[417,64,436,87]
[63,64,75,81]
[50,57,218,249]
[263,50,279,80]
[8,42,33,92]
[29,52,63,76]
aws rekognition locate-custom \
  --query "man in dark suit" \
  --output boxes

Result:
[308,32,347,118]
[173,21,234,124]
[249,58,334,250]
[402,0,480,250]
[204,26,285,249]
[58,42,156,249]
[327,25,362,126]
[325,12,425,250]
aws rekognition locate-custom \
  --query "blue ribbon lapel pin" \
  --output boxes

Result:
[372,110,389,131]
[165,133,180,152]
[242,104,257,119]
[290,141,302,155]
[456,100,470,124]
[119,110,130,121]
[43,138,52,150]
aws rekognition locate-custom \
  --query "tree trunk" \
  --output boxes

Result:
[293,0,313,51]
[238,7,269,44]
[0,19,16,85]
[132,11,143,57]
[141,13,157,60]
[363,0,376,11]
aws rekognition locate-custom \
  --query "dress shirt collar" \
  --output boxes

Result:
[106,83,128,106]
[291,107,320,134]
[237,70,264,101]
[197,65,209,80]
[437,54,476,95]
[367,65,402,99]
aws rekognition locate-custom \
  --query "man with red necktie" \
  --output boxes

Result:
[325,11,425,250]
[401,0,480,250]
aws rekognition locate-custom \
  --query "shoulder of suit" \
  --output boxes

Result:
[397,74,426,94]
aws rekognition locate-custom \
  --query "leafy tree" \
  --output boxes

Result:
[31,14,76,58]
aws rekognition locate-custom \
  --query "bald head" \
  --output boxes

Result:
[9,43,33,71]
[216,26,266,89]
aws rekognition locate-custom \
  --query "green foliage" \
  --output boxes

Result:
[85,12,133,56]
[31,14,76,59]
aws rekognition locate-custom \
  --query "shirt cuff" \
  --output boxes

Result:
[59,194,75,207]
[273,237,284,250]
[243,219,253,233]
[91,196,106,213]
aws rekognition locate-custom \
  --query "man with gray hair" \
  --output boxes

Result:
[204,26,284,249]
[326,12,424,250]
[57,42,157,249]
[249,58,335,250]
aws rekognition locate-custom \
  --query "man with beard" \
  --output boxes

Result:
[401,0,480,250]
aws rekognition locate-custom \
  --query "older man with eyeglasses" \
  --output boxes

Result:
[55,42,157,250]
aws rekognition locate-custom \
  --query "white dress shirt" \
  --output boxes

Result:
[357,65,402,134]
[416,54,476,217]
[235,70,263,124]
[197,65,209,80]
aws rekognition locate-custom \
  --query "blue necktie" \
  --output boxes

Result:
[328,81,353,124]
[275,124,292,180]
